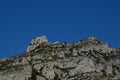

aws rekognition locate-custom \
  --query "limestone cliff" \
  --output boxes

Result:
[0,36,120,80]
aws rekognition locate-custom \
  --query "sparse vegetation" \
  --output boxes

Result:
[0,37,120,80]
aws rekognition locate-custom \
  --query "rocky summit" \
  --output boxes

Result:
[27,36,48,52]
[0,36,120,80]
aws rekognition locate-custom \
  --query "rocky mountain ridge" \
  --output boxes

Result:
[0,36,120,80]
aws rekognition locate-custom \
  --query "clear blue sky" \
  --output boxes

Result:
[0,0,120,59]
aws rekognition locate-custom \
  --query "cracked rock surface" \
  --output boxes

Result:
[0,36,120,80]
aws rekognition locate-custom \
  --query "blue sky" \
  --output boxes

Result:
[0,0,120,59]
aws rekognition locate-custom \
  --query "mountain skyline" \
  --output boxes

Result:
[0,0,120,58]
[0,34,120,80]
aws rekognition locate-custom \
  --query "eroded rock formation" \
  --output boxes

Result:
[0,36,120,80]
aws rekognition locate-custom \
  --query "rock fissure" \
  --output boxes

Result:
[0,36,120,80]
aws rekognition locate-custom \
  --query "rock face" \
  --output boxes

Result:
[27,36,48,52]
[0,36,120,80]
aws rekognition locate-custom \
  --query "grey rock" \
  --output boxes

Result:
[0,36,120,80]
[27,36,48,52]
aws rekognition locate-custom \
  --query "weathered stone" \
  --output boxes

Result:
[27,36,48,52]
[0,36,120,80]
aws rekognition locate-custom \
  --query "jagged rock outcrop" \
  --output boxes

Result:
[27,36,48,52]
[0,36,120,80]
